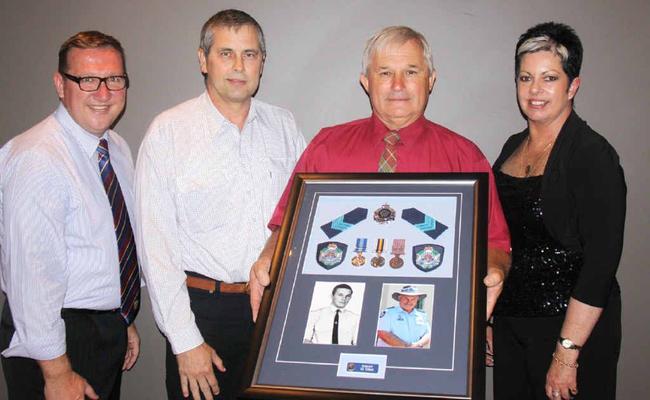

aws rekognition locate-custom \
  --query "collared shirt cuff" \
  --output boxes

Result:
[1,340,66,361]
[167,324,204,355]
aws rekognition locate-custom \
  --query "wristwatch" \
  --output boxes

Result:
[558,336,582,350]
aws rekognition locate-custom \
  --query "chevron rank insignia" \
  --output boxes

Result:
[401,208,448,239]
[320,207,368,238]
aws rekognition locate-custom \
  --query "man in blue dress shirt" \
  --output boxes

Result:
[0,31,140,399]
[376,285,431,348]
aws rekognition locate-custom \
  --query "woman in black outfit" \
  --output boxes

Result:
[491,22,626,400]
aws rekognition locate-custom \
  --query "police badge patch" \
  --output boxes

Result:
[316,242,348,269]
[412,244,444,272]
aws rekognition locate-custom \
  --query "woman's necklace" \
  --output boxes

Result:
[521,135,555,177]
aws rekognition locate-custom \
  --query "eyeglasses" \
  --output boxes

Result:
[61,72,129,92]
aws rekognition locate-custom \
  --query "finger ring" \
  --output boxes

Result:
[552,391,560,397]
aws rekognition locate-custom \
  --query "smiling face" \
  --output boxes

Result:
[332,288,353,309]
[398,294,419,313]
[54,47,126,136]
[360,39,435,130]
[198,25,264,111]
[517,50,580,128]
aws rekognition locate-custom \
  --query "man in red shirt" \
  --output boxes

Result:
[250,25,511,321]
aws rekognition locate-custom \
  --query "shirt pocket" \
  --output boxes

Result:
[267,157,292,200]
[176,178,232,234]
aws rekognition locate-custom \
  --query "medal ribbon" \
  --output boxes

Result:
[355,238,368,253]
[375,238,385,253]
[391,239,405,255]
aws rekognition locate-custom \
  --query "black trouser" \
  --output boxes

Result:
[165,282,254,400]
[493,292,621,400]
[0,300,127,400]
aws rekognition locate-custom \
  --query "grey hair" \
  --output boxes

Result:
[361,26,434,75]
[516,36,569,70]
[199,9,266,57]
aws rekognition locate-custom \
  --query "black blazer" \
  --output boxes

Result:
[493,111,626,307]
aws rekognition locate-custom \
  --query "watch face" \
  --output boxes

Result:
[559,338,580,349]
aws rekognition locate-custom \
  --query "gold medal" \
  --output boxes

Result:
[351,254,366,266]
[351,238,367,267]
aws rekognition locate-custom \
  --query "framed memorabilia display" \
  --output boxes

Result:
[240,173,488,400]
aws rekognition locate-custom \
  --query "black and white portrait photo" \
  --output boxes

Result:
[303,282,365,345]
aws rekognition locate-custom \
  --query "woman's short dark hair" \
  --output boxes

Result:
[515,22,582,83]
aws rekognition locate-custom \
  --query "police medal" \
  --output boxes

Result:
[389,239,405,268]
[371,238,385,267]
[351,238,367,267]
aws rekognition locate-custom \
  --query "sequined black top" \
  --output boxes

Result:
[494,171,583,317]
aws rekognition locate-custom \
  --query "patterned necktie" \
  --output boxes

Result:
[378,130,400,172]
[332,309,340,344]
[97,139,140,325]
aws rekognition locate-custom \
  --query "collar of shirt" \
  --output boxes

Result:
[369,113,428,148]
[396,306,418,316]
[328,304,349,314]
[54,103,109,160]
[199,91,259,135]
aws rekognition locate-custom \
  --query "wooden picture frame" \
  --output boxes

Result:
[240,173,488,399]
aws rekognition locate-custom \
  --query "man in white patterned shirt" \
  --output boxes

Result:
[0,31,140,400]
[135,9,305,400]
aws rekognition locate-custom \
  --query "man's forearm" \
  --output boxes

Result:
[258,231,279,268]
[38,353,98,399]
[250,230,280,321]
[411,333,431,348]
[38,354,73,379]
[377,330,409,347]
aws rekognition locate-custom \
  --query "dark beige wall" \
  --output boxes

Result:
[1,1,648,398]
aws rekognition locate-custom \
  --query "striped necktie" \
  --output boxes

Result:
[97,139,140,325]
[378,130,400,172]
